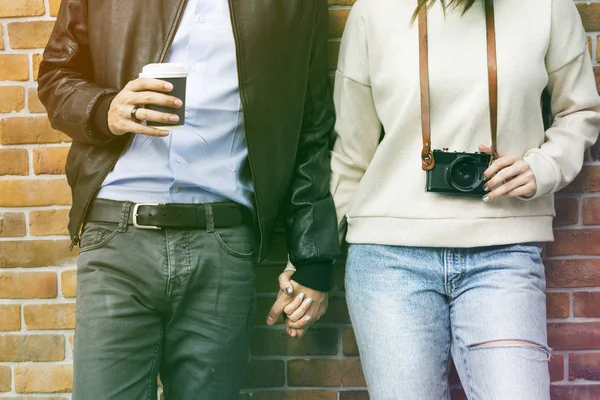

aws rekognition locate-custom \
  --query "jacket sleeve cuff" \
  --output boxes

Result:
[520,149,561,201]
[290,260,333,292]
[92,93,118,140]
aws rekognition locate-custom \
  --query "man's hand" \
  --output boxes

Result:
[107,78,183,137]
[480,144,537,202]
[266,270,329,339]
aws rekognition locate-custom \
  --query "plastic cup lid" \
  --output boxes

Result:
[139,63,188,78]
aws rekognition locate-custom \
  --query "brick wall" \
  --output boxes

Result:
[0,0,599,399]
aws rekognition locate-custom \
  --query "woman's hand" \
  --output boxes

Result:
[266,270,329,339]
[479,144,537,201]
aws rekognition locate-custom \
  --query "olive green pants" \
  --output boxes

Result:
[73,201,256,400]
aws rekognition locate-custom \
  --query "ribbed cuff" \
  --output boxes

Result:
[291,260,333,292]
[92,94,118,140]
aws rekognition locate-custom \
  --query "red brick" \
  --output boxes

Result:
[244,360,285,388]
[0,179,71,207]
[0,0,44,17]
[251,328,337,356]
[0,212,26,237]
[0,305,21,331]
[288,359,365,387]
[342,327,359,356]
[243,391,337,400]
[569,353,600,381]
[339,392,369,400]
[583,197,600,225]
[0,54,29,81]
[0,86,25,113]
[554,197,578,227]
[33,146,69,175]
[550,385,600,400]
[328,9,350,38]
[328,41,341,70]
[328,0,357,6]
[0,149,28,176]
[29,208,70,236]
[573,291,600,318]
[546,292,570,319]
[255,265,284,293]
[576,3,600,32]
[7,21,55,49]
[548,322,600,350]
[14,364,72,393]
[450,389,467,400]
[550,353,565,382]
[318,296,351,324]
[0,239,75,268]
[24,303,75,330]
[0,365,9,392]
[0,116,70,145]
[546,259,600,288]
[547,229,600,256]
[563,165,600,193]
[0,334,65,362]
[0,271,57,299]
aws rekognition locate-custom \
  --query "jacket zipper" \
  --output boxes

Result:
[70,1,189,250]
[228,0,264,263]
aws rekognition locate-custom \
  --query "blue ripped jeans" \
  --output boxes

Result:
[346,243,551,400]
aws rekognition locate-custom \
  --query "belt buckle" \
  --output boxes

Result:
[132,203,162,230]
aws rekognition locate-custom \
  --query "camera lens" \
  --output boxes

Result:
[447,157,483,192]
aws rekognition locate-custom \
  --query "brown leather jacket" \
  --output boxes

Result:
[38,0,340,291]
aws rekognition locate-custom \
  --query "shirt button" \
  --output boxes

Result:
[176,157,182,163]
[185,111,190,118]
[173,187,180,193]
[199,17,206,23]
[191,66,198,73]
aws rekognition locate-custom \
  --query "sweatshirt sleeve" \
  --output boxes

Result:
[523,0,600,199]
[330,1,382,242]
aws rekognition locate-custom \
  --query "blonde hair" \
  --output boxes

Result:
[413,0,478,19]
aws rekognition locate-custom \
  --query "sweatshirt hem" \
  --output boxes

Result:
[346,216,554,248]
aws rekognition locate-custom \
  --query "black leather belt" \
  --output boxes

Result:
[85,199,254,230]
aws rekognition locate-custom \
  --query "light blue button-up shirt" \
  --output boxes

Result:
[97,0,254,209]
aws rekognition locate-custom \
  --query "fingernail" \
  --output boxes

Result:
[298,293,305,300]
[482,195,490,202]
[483,186,489,192]
[306,298,313,305]
[174,99,183,107]
[304,316,311,322]
[164,82,174,90]
[159,131,170,136]
[266,316,274,324]
[285,287,292,295]
[169,115,179,122]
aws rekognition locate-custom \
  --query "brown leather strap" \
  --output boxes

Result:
[418,5,434,170]
[418,0,498,171]
[485,0,498,160]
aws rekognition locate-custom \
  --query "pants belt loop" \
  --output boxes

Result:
[204,204,215,233]
[118,201,132,233]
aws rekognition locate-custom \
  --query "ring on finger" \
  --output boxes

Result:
[130,106,142,123]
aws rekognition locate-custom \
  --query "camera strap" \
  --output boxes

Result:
[418,0,498,171]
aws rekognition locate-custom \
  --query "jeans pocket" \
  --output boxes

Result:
[79,221,121,253]
[212,225,255,259]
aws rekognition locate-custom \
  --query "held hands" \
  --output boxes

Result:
[479,144,537,202]
[107,78,182,137]
[266,270,328,339]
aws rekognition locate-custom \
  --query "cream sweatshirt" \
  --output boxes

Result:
[331,0,600,248]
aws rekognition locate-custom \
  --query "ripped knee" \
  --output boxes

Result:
[471,340,544,349]
[469,340,551,358]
